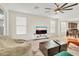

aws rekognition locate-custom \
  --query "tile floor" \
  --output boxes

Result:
[31,40,79,56]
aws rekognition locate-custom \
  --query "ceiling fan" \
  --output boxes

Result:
[45,3,78,13]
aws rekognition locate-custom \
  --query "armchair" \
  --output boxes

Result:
[68,38,79,47]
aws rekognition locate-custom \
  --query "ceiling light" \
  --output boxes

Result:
[56,11,60,13]
[34,6,39,9]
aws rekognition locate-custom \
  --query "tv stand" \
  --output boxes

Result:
[34,37,49,40]
[34,34,48,40]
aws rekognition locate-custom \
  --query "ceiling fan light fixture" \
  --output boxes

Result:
[56,11,60,13]
[54,10,60,14]
[54,3,78,14]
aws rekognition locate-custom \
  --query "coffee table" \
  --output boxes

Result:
[39,40,59,56]
[39,40,68,56]
[54,40,68,52]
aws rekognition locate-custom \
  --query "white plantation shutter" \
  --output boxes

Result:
[60,22,68,35]
[50,20,56,33]
[77,23,79,30]
[16,16,27,34]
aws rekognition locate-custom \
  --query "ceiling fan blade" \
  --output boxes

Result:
[54,3,59,7]
[45,11,50,13]
[63,3,78,9]
[45,8,51,10]
[60,3,68,8]
[59,10,64,13]
[63,8,73,10]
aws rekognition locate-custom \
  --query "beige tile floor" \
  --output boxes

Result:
[32,45,79,56]
[27,37,79,56]
[31,41,79,56]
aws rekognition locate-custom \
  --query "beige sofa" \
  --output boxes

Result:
[0,35,32,56]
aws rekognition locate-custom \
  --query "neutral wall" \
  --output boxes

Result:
[9,10,53,40]
[8,10,79,40]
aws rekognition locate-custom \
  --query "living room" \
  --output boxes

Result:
[0,3,79,56]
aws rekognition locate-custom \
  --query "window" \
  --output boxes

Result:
[16,16,27,34]
[77,23,79,30]
[50,20,56,33]
[0,20,4,35]
[0,11,5,35]
[60,22,68,35]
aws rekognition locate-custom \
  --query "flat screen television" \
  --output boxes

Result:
[36,30,47,34]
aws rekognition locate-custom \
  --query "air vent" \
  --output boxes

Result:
[34,6,39,9]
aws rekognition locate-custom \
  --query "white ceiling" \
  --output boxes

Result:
[1,3,79,19]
